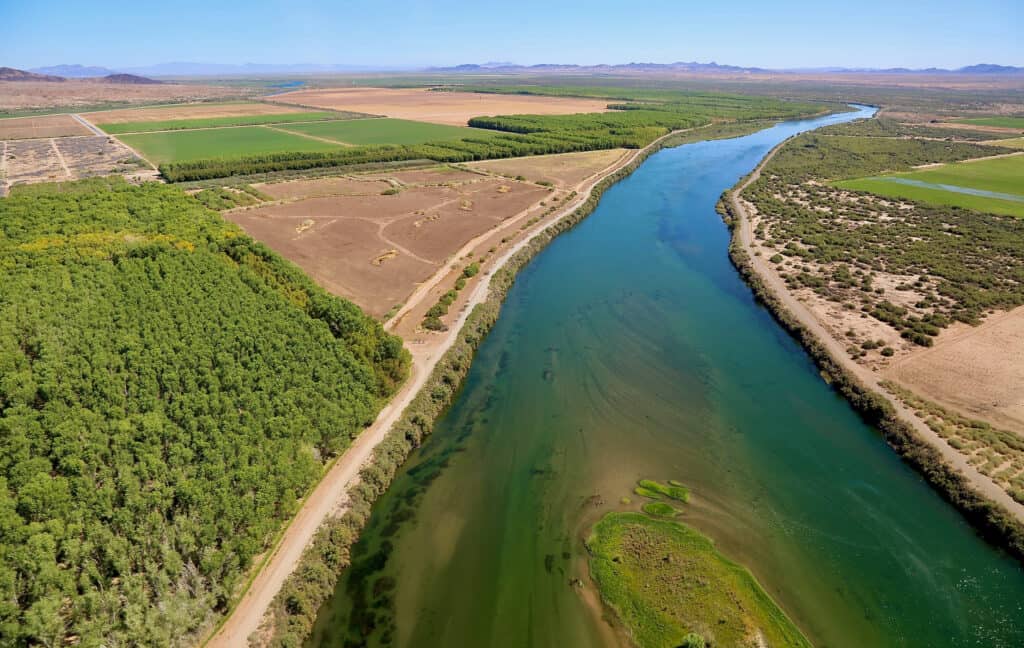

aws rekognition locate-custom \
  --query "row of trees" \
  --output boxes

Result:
[0,178,409,646]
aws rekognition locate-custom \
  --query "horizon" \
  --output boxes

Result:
[2,0,1021,71]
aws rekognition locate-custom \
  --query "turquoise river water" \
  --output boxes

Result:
[308,105,1024,647]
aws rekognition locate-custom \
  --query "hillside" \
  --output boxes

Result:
[0,66,63,82]
[100,73,162,84]
[0,178,409,646]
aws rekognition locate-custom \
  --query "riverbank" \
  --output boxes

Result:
[723,136,1024,562]
[231,122,772,647]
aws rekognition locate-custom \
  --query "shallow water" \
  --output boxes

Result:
[308,106,1024,647]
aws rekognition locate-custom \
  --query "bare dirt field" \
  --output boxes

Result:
[0,80,249,112]
[230,169,552,316]
[885,305,1024,434]
[83,101,312,124]
[268,87,611,125]
[0,113,91,139]
[2,136,146,190]
[466,148,630,187]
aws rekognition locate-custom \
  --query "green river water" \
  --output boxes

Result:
[308,106,1024,647]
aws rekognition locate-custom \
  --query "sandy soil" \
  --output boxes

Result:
[82,101,313,125]
[886,306,1024,434]
[0,113,91,139]
[228,172,550,317]
[204,131,674,648]
[268,87,611,126]
[465,148,630,188]
[731,141,1024,522]
[0,80,248,112]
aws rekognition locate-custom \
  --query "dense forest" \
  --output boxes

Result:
[0,178,408,646]
[159,90,827,182]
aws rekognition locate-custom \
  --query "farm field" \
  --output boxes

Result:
[0,113,91,139]
[835,153,1024,217]
[465,148,629,187]
[956,116,1024,129]
[2,136,146,191]
[985,137,1024,148]
[886,305,1024,434]
[82,101,311,124]
[229,167,551,316]
[270,87,613,125]
[276,117,494,145]
[98,111,350,134]
[118,126,343,164]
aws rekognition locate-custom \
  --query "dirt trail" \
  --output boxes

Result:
[261,124,354,146]
[49,139,72,179]
[204,132,681,648]
[730,140,1024,522]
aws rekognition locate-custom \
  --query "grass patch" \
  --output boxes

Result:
[99,112,352,134]
[835,177,1024,218]
[641,502,680,518]
[119,126,342,164]
[955,117,1024,130]
[276,117,495,146]
[634,486,663,500]
[639,479,690,502]
[588,513,811,648]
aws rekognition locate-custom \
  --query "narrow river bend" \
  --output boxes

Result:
[309,106,1024,647]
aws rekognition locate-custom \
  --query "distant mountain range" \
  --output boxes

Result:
[13,61,1024,78]
[0,67,160,84]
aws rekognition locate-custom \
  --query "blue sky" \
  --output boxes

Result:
[2,0,1021,70]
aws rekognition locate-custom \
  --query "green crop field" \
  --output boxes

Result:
[276,117,495,145]
[835,154,1024,218]
[985,137,1024,149]
[100,112,355,134]
[118,126,343,164]
[955,116,1024,130]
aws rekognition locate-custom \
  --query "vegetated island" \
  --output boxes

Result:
[588,481,810,648]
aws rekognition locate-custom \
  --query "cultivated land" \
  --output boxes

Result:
[275,117,495,145]
[269,87,613,125]
[0,80,249,114]
[0,113,91,139]
[1,136,147,195]
[835,153,1024,218]
[465,148,628,187]
[956,116,1024,129]
[83,101,315,124]
[118,126,343,164]
[97,111,350,134]
[228,166,555,317]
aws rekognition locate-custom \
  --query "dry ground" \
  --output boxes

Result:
[466,148,630,188]
[0,80,249,112]
[2,136,146,190]
[886,305,1024,434]
[231,169,552,316]
[0,113,91,139]
[268,87,611,125]
[82,101,313,124]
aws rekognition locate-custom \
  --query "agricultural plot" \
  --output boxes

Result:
[83,101,311,125]
[118,126,343,164]
[98,111,350,134]
[465,148,629,187]
[271,87,613,126]
[228,169,551,316]
[2,136,145,188]
[0,113,91,139]
[955,116,1024,130]
[835,154,1024,218]
[275,117,494,146]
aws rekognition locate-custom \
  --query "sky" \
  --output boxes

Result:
[2,0,1021,71]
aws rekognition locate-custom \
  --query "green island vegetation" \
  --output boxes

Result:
[0,177,408,646]
[276,117,497,146]
[588,509,810,648]
[742,126,1024,344]
[98,111,355,134]
[260,133,687,646]
[953,116,1024,130]
[881,382,1024,505]
[835,154,1024,218]
[641,501,680,518]
[120,125,342,164]
[155,90,828,181]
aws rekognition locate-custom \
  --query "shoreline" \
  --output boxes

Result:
[210,125,708,647]
[722,137,1024,562]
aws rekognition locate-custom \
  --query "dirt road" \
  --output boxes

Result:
[730,140,1024,521]
[204,134,675,648]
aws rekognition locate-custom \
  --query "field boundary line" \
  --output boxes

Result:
[261,124,353,146]
[49,139,72,179]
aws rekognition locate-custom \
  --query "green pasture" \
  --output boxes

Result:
[955,116,1024,130]
[100,111,353,134]
[276,117,495,145]
[118,126,342,164]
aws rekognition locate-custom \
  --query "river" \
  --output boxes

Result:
[307,105,1024,647]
